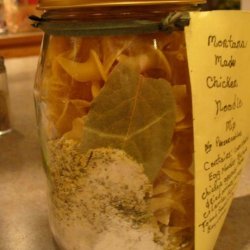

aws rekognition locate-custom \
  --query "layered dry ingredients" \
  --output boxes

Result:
[36,32,194,250]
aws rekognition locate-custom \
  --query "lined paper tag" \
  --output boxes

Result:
[185,11,250,250]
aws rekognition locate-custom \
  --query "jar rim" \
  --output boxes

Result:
[38,0,206,10]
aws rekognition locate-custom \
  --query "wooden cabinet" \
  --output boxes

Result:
[0,32,43,58]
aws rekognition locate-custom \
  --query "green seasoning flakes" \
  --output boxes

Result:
[47,139,166,249]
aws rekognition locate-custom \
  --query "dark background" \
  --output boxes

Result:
[206,0,241,10]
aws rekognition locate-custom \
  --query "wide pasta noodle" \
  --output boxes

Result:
[56,50,107,82]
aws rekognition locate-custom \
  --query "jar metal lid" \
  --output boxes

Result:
[38,0,206,10]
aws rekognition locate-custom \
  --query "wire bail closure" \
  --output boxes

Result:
[30,12,190,36]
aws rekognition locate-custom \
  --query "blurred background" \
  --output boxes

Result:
[206,0,240,10]
[0,0,40,34]
[0,0,248,58]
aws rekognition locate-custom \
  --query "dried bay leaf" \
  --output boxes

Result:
[80,63,176,181]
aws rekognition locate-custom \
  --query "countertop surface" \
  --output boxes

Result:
[0,56,249,250]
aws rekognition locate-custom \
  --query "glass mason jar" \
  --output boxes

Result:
[33,1,205,249]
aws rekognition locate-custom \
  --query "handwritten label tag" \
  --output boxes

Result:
[185,11,250,250]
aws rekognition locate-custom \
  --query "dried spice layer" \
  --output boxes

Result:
[48,140,166,250]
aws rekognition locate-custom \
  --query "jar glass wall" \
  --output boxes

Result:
[34,2,203,249]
